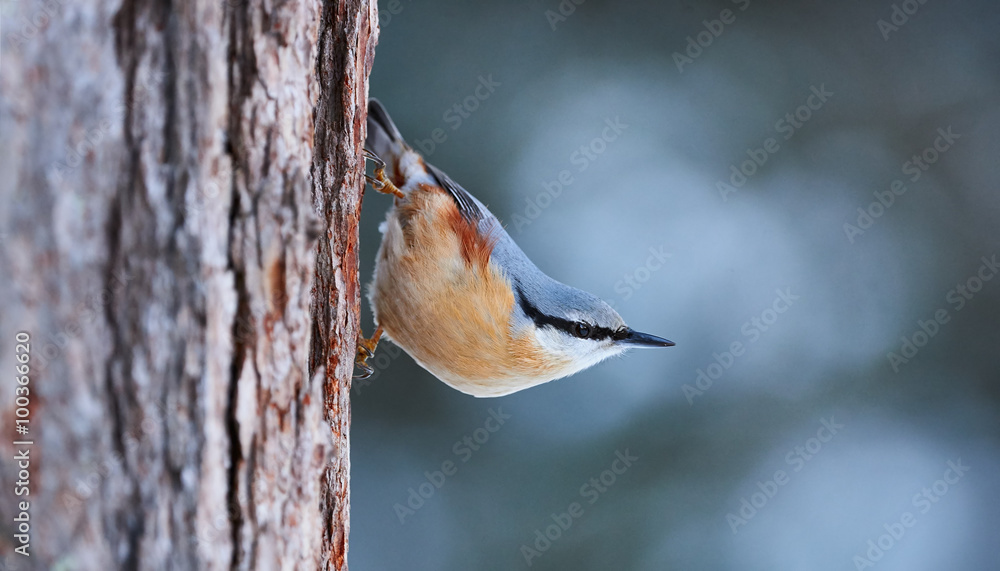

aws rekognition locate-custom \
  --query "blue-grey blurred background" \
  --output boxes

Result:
[353,1,1000,569]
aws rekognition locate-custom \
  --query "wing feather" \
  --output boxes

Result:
[426,163,484,222]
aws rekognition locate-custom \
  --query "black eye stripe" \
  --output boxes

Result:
[515,286,620,341]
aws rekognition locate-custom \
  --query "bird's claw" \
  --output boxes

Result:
[353,324,385,379]
[363,149,404,199]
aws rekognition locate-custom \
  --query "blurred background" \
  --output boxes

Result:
[354,1,1000,570]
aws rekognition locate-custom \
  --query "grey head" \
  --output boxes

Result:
[507,255,674,368]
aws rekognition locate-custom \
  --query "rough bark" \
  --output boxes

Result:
[311,1,377,569]
[0,0,375,569]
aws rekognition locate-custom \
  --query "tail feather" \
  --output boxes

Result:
[366,98,407,176]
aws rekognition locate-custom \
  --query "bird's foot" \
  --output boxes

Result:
[354,324,385,379]
[363,149,405,198]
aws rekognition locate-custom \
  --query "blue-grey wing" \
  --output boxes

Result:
[426,163,484,223]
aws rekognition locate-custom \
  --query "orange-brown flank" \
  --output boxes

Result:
[370,183,572,394]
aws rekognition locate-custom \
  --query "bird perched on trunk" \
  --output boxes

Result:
[357,99,673,397]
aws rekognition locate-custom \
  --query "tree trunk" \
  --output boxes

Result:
[0,0,376,568]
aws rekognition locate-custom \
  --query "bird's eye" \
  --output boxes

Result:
[574,322,592,338]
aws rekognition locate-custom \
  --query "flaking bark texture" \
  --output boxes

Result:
[0,0,376,569]
[310,1,378,570]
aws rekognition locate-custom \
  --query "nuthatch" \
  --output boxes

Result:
[355,99,673,397]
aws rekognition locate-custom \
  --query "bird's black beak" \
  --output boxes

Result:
[619,328,675,348]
